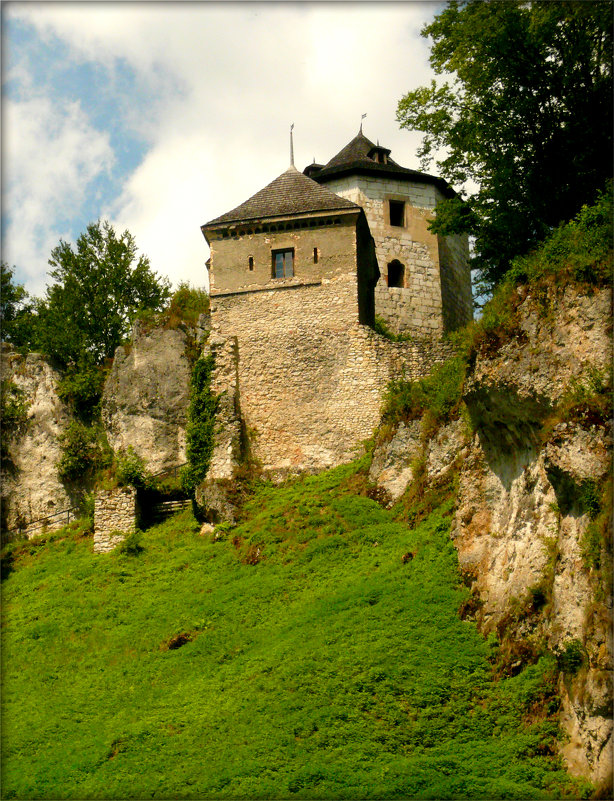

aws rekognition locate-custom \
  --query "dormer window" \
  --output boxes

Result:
[368,145,390,165]
[272,248,294,279]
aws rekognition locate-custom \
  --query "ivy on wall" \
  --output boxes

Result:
[181,353,217,495]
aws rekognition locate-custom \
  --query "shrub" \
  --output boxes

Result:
[115,447,151,489]
[58,421,103,483]
[117,529,144,556]
[0,380,29,463]
[57,362,107,423]
[383,354,467,427]
[506,186,613,288]
[557,640,585,675]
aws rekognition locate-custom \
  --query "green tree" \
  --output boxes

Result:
[37,220,171,366]
[0,263,37,348]
[397,0,613,294]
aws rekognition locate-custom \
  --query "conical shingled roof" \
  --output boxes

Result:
[322,131,397,171]
[308,131,455,198]
[202,165,359,228]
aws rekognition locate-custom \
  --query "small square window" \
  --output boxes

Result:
[389,200,405,227]
[272,248,294,279]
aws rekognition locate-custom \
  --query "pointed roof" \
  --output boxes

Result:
[202,165,359,229]
[306,131,456,198]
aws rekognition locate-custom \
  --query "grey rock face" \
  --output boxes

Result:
[368,420,421,505]
[1,344,73,536]
[373,283,612,786]
[102,325,192,475]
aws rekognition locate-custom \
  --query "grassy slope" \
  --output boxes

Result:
[1,462,585,799]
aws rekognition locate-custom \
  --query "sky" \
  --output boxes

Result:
[2,1,444,297]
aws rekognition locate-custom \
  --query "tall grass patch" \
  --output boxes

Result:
[1,464,584,799]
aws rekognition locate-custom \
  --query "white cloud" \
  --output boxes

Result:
[5,2,438,294]
[3,93,115,294]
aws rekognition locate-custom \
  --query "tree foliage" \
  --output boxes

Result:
[37,220,171,366]
[397,0,613,293]
[0,263,37,348]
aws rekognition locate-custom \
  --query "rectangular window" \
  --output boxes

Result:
[389,200,405,227]
[272,248,294,278]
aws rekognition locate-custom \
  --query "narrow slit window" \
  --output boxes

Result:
[248,256,254,271]
[272,248,294,279]
[389,200,405,227]
[313,247,318,264]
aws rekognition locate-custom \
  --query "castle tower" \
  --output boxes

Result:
[305,131,472,338]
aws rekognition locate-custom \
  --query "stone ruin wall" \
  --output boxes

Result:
[324,175,471,337]
[93,487,137,553]
[210,277,457,477]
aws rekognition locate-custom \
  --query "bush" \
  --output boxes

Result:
[117,529,144,556]
[57,362,107,423]
[115,447,151,489]
[557,640,585,675]
[58,421,103,483]
[383,354,467,427]
[506,186,613,288]
[0,380,29,463]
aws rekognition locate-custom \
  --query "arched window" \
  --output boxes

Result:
[387,260,405,288]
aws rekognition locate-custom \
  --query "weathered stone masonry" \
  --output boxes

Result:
[93,487,137,553]
[201,133,469,478]
[210,278,456,476]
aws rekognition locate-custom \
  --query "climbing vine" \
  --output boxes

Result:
[181,353,217,495]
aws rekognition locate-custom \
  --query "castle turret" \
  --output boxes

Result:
[306,131,472,337]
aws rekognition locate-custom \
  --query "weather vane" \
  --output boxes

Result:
[290,123,295,166]
[360,113,367,132]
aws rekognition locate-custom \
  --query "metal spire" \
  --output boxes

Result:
[290,123,295,167]
[360,113,367,133]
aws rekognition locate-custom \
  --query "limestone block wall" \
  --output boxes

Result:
[94,487,137,553]
[208,216,358,295]
[204,333,242,482]
[210,277,457,476]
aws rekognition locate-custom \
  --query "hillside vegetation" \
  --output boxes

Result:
[1,460,589,799]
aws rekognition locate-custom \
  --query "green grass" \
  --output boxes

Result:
[1,463,587,799]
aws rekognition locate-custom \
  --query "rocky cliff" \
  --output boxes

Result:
[370,280,612,789]
[101,322,193,475]
[1,343,73,534]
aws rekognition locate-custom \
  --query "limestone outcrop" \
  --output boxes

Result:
[1,343,73,535]
[101,323,193,475]
[369,282,613,788]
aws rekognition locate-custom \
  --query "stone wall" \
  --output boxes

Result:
[325,174,471,337]
[208,215,359,295]
[210,277,456,476]
[194,332,244,523]
[93,487,137,553]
